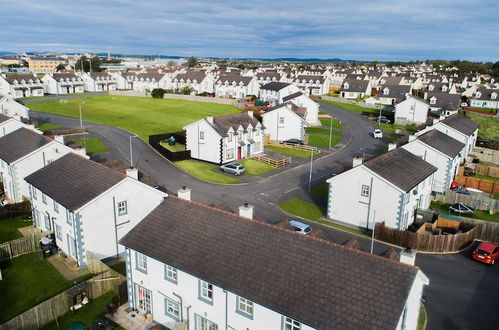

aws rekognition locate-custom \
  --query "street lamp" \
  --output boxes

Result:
[78,102,85,129]
[129,135,138,168]
[308,150,314,192]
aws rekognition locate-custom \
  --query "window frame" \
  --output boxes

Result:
[198,280,214,305]
[117,201,128,216]
[199,131,205,140]
[164,297,180,321]
[283,316,301,330]
[361,184,370,197]
[164,264,178,284]
[53,200,59,213]
[236,296,254,319]
[135,251,147,274]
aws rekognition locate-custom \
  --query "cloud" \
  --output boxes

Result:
[0,0,497,61]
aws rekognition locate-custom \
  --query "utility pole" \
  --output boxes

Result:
[308,150,314,192]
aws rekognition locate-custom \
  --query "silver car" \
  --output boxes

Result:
[220,163,245,176]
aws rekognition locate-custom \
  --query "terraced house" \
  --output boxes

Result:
[81,72,117,91]
[42,72,85,94]
[214,75,259,98]
[0,73,44,98]
[120,195,429,330]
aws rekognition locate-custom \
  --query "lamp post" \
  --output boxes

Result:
[79,102,86,150]
[308,150,314,192]
[78,102,85,129]
[129,135,138,168]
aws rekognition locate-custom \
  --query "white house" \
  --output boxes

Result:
[416,114,479,159]
[327,148,437,230]
[0,73,44,98]
[172,71,214,94]
[255,72,287,86]
[262,102,306,142]
[339,79,372,99]
[184,111,264,164]
[42,72,85,94]
[377,84,412,105]
[0,114,35,137]
[132,73,171,92]
[292,75,329,96]
[394,96,430,125]
[0,128,76,203]
[259,82,301,106]
[120,195,429,330]
[281,91,320,126]
[112,72,137,90]
[469,88,499,109]
[214,75,259,98]
[25,152,166,267]
[81,72,117,92]
[0,94,30,118]
[402,130,465,194]
[425,92,461,115]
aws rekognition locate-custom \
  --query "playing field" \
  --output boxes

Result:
[27,95,241,140]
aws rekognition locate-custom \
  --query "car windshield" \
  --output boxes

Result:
[475,249,490,256]
[304,227,312,233]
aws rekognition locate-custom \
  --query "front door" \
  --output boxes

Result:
[135,284,152,313]
[247,144,251,157]
[237,147,241,159]
[67,234,77,259]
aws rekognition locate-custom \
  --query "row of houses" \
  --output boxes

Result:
[0,113,428,329]
[326,114,479,231]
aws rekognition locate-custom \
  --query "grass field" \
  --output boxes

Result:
[27,95,240,140]
[175,160,240,184]
[0,218,33,243]
[75,137,108,155]
[308,134,342,148]
[305,127,343,134]
[467,113,499,139]
[239,159,276,176]
[265,145,313,158]
[319,118,343,128]
[37,122,61,132]
[0,253,92,324]
[431,201,499,223]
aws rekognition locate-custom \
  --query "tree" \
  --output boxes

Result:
[180,86,194,95]
[56,64,66,72]
[75,55,101,72]
[151,88,166,98]
[167,60,177,66]
[186,56,199,68]
[492,61,499,77]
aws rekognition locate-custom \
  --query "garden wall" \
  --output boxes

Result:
[149,132,191,162]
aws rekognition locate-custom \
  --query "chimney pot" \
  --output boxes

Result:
[399,247,417,265]
[352,157,363,167]
[178,186,191,201]
[388,143,397,151]
[207,115,213,124]
[239,203,254,219]
[408,135,417,142]
[126,167,139,180]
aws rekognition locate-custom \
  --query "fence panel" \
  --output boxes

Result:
[0,232,47,262]
[434,190,498,211]
[0,200,32,219]
[459,217,499,244]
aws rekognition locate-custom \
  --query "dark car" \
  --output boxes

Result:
[377,116,391,124]
[449,203,474,215]
[282,139,304,145]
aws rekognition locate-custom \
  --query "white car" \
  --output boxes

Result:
[289,220,312,235]
[373,129,383,139]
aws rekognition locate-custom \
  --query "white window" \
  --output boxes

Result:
[283,317,301,330]
[32,187,37,200]
[361,185,370,197]
[279,116,285,125]
[247,129,252,138]
[136,252,147,272]
[195,314,218,330]
[165,265,178,283]
[254,142,261,152]
[118,201,127,216]
[164,298,180,321]
[237,296,254,317]
[55,224,63,241]
[199,280,213,302]
[226,148,234,159]
[199,131,205,140]
[255,128,260,136]
[42,193,47,204]
[228,133,232,142]
[237,131,242,140]
[430,98,436,105]
[53,201,59,213]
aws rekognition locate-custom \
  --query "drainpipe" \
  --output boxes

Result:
[186,305,191,330]
[172,292,183,322]
[112,196,119,259]
[224,289,228,330]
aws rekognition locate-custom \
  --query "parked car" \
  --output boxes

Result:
[289,220,312,235]
[219,163,245,176]
[373,129,383,139]
[282,139,304,145]
[472,242,499,265]
[377,116,391,124]
[448,203,474,214]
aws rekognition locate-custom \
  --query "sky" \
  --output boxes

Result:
[1,0,498,62]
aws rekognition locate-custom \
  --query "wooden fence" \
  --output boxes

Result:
[0,232,47,262]
[475,164,499,178]
[251,154,291,168]
[454,175,499,194]
[433,190,498,212]
[460,217,499,244]
[0,200,32,219]
[375,222,477,252]
[0,253,126,330]
[269,141,319,153]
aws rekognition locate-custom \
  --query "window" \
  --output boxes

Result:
[164,265,178,283]
[195,314,218,330]
[32,187,37,200]
[44,214,51,231]
[136,252,147,273]
[164,298,180,321]
[283,317,301,330]
[53,200,59,213]
[279,116,285,125]
[254,142,261,152]
[228,133,232,142]
[199,280,213,303]
[42,193,47,204]
[55,224,63,240]
[118,201,127,216]
[255,128,260,136]
[226,148,234,159]
[237,296,254,318]
[361,185,370,197]
[237,131,242,140]
[199,131,205,140]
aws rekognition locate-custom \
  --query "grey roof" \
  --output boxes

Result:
[340,79,370,92]
[295,75,325,83]
[4,74,39,84]
[89,72,113,79]
[261,81,291,91]
[440,114,479,136]
[209,113,261,136]
[265,102,306,119]
[381,76,404,85]
[25,153,125,211]
[29,56,65,61]
[174,71,207,82]
[120,196,418,330]
[216,75,253,86]
[52,73,81,81]
[426,92,460,110]
[255,72,281,80]
[0,113,11,124]
[474,87,499,101]
[0,128,52,164]
[282,91,304,102]
[417,129,465,158]
[136,73,166,81]
[364,148,437,192]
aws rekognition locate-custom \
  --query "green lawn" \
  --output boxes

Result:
[310,183,329,199]
[305,126,342,134]
[0,253,92,324]
[474,174,499,182]
[239,159,276,176]
[430,201,499,223]
[265,145,313,158]
[0,218,32,243]
[378,122,418,134]
[75,137,108,155]
[27,95,240,140]
[174,160,240,184]
[321,100,393,117]
[159,140,186,152]
[37,122,61,132]
[39,291,124,330]
[109,262,126,277]
[467,113,499,139]
[319,118,343,128]
[308,134,342,148]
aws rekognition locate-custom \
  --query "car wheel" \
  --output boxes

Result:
[220,168,225,172]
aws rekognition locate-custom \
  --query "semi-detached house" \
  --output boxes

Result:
[262,102,307,142]
[0,114,32,137]
[120,195,429,330]
[0,94,31,118]
[42,72,85,94]
[0,73,44,98]
[25,153,166,267]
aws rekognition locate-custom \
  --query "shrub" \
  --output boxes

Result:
[151,88,166,99]
[180,86,194,95]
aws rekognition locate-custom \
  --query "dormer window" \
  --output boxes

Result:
[343,83,349,89]
[383,88,389,95]
[442,85,448,92]
[476,92,482,98]
[428,85,434,91]
[491,92,497,100]
[430,97,437,105]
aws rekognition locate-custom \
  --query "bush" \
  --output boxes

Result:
[151,88,166,99]
[246,94,257,102]
[197,92,208,96]
[180,86,194,95]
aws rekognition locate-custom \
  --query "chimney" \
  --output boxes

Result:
[54,135,64,144]
[126,167,138,180]
[247,110,253,118]
[177,186,191,201]
[388,143,397,151]
[399,247,417,265]
[408,135,417,142]
[433,118,440,125]
[238,202,254,219]
[352,157,363,167]
[207,115,213,124]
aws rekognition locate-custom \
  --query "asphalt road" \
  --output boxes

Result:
[29,101,499,329]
